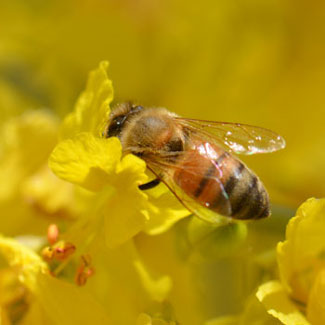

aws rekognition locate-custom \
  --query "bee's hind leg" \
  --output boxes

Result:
[138,179,161,190]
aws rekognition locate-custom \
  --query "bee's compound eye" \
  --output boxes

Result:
[107,115,125,137]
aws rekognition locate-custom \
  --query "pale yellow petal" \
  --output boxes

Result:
[116,153,148,186]
[85,240,171,324]
[36,273,112,325]
[144,184,189,235]
[21,165,78,219]
[0,110,58,200]
[277,198,325,303]
[0,236,112,324]
[134,258,172,302]
[238,294,283,325]
[307,269,325,325]
[20,301,49,325]
[50,131,151,248]
[60,61,113,139]
[102,153,149,248]
[49,133,121,191]
[0,236,47,291]
[103,193,149,248]
[256,281,310,325]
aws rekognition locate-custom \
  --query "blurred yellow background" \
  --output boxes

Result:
[1,0,325,209]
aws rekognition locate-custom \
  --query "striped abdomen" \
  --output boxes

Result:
[173,142,270,219]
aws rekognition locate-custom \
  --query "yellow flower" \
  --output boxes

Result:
[2,2,325,323]
[21,165,80,220]
[83,237,173,324]
[0,110,80,236]
[256,198,325,324]
[0,235,112,325]
[49,61,188,248]
[0,111,58,202]
[256,281,309,325]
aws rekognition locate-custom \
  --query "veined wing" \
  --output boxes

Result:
[175,118,286,155]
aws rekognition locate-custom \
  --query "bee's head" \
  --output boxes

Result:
[104,103,144,138]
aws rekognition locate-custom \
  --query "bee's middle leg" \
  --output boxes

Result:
[138,179,161,190]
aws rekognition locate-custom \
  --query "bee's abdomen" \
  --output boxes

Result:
[226,163,270,220]
[173,144,270,220]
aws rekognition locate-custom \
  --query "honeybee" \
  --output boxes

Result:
[103,103,285,223]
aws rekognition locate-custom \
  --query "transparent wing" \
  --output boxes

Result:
[143,152,232,225]
[175,118,286,155]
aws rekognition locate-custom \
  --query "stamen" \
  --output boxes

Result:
[47,224,59,245]
[42,241,76,262]
[75,254,95,286]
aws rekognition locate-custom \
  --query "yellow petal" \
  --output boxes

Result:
[0,110,61,235]
[144,184,189,235]
[116,153,148,186]
[101,153,149,248]
[19,301,48,325]
[85,240,173,324]
[0,236,112,324]
[0,110,58,200]
[307,269,325,325]
[49,133,121,191]
[50,131,151,248]
[256,281,310,325]
[21,165,78,219]
[60,61,113,139]
[277,198,325,303]
[238,294,283,325]
[134,258,172,302]
[103,194,149,248]
[0,236,48,290]
[36,273,112,325]
[115,158,189,241]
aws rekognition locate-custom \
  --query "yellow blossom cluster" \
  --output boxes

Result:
[0,60,324,324]
[0,62,191,324]
[257,198,325,325]
[1,1,325,321]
